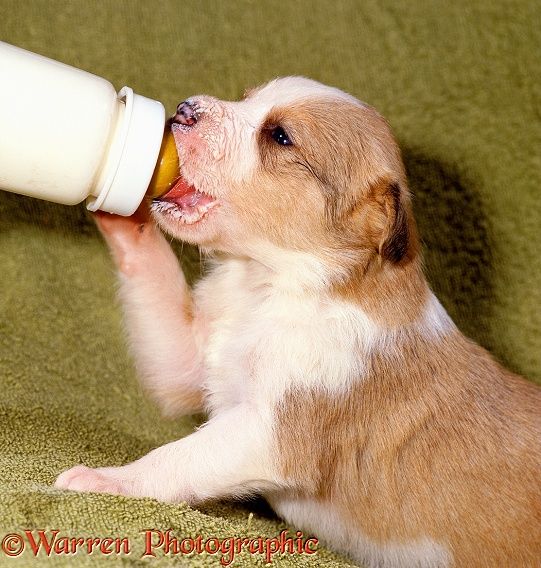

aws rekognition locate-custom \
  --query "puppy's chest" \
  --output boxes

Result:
[195,266,366,413]
[202,287,298,411]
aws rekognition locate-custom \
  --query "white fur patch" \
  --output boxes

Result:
[421,292,456,338]
[268,495,452,568]
[249,76,362,110]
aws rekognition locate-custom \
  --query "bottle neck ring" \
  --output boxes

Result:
[86,86,165,215]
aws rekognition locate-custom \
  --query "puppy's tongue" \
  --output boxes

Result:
[161,176,195,201]
[159,177,214,210]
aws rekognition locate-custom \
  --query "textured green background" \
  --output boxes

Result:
[0,0,539,566]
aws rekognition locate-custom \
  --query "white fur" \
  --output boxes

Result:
[269,495,451,568]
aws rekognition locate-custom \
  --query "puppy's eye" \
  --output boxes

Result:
[270,126,293,146]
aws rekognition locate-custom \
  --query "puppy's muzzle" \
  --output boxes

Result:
[174,100,197,126]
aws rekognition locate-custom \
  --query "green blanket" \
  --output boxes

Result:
[0,1,539,566]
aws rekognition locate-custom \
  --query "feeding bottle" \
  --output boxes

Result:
[0,41,179,215]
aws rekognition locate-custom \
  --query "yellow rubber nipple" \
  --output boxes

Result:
[147,127,180,198]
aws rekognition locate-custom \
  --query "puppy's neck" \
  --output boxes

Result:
[333,253,432,328]
[226,243,347,293]
[220,241,440,332]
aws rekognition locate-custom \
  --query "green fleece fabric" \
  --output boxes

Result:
[0,0,539,566]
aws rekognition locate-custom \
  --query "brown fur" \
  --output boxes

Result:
[275,330,541,566]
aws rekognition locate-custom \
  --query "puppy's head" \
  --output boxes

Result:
[152,77,417,281]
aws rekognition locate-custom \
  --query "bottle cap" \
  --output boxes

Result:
[86,86,165,215]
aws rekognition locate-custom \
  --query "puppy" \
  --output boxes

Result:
[55,77,541,567]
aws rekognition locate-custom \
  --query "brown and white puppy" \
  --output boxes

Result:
[55,77,541,567]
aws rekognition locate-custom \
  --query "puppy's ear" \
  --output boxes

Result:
[374,180,412,264]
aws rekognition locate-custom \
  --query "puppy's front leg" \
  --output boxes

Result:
[95,207,204,416]
[55,406,277,503]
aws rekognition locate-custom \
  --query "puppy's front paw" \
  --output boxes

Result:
[54,465,131,496]
[94,201,150,245]
[93,204,162,275]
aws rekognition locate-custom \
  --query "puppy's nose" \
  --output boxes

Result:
[174,100,197,126]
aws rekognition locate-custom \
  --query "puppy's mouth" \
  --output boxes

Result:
[151,177,218,225]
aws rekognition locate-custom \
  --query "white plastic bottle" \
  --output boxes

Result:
[0,41,179,216]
